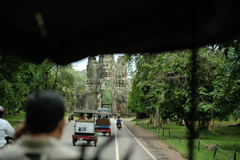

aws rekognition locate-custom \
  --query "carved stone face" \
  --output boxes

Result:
[102,61,111,78]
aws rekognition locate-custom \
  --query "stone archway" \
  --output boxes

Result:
[83,54,131,114]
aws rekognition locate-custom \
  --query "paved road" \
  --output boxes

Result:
[60,118,155,160]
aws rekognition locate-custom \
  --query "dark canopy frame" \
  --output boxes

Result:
[1,1,240,65]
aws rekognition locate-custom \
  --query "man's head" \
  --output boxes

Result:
[106,115,108,119]
[118,116,120,119]
[88,113,92,119]
[80,113,84,118]
[0,106,4,118]
[25,91,65,138]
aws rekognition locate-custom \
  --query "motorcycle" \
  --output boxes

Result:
[68,113,74,122]
[5,136,13,144]
[0,136,13,149]
[117,123,121,130]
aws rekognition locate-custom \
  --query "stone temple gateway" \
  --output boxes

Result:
[83,54,131,114]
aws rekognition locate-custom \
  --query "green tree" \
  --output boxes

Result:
[0,55,84,115]
[211,41,240,121]
[125,48,222,138]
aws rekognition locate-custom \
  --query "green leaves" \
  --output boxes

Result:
[126,46,239,132]
[0,55,86,115]
[210,43,240,120]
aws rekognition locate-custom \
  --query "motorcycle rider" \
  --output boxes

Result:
[116,116,122,128]
[0,106,15,149]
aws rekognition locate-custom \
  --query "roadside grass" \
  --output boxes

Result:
[121,116,136,119]
[214,125,240,137]
[214,117,240,137]
[132,119,240,160]
[6,111,73,128]
[215,117,240,125]
[4,111,25,128]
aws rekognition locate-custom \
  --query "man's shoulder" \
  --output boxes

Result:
[0,146,80,160]
[0,144,23,159]
[0,118,7,122]
[0,136,80,160]
[49,144,80,159]
[0,118,10,124]
[0,140,80,160]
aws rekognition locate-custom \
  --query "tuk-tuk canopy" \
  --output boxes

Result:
[97,112,111,115]
[73,109,98,114]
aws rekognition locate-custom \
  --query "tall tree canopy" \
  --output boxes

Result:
[125,43,240,137]
[0,55,86,115]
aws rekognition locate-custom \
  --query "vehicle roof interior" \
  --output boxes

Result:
[1,1,239,64]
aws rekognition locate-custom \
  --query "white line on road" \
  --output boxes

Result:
[115,119,120,160]
[123,123,157,160]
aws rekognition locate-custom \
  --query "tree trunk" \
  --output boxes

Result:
[136,113,147,119]
[149,114,153,124]
[159,117,162,126]
[177,118,185,126]
[154,105,161,127]
[45,71,48,89]
[208,118,214,132]
[198,119,214,132]
[52,65,58,90]
[184,118,199,138]
[205,119,209,129]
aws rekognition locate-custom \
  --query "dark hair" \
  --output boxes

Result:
[106,115,108,119]
[88,113,92,118]
[25,91,65,134]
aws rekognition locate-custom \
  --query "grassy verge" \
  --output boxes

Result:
[214,118,240,137]
[121,116,136,119]
[4,111,25,129]
[214,125,240,137]
[5,111,73,128]
[133,119,240,160]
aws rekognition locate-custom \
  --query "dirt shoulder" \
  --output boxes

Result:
[123,119,187,160]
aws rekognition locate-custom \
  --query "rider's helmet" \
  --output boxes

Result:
[0,106,4,118]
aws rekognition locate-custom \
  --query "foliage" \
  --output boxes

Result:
[210,42,240,121]
[124,54,158,114]
[0,55,86,115]
[102,89,112,104]
[125,46,231,137]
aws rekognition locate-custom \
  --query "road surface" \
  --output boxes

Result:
[60,118,156,160]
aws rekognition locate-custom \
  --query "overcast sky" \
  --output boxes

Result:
[71,53,125,71]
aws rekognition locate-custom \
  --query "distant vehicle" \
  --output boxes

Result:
[96,112,111,136]
[68,113,74,122]
[97,108,110,113]
[72,109,98,146]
